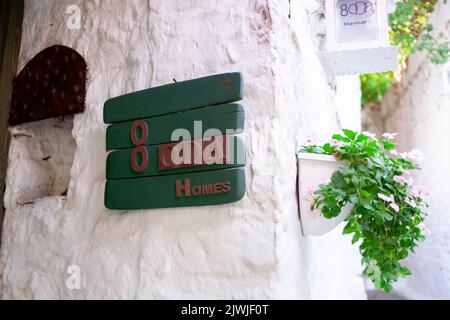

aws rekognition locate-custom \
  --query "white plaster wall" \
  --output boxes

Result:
[0,0,365,299]
[271,1,365,299]
[336,76,362,132]
[5,117,75,205]
[375,1,450,299]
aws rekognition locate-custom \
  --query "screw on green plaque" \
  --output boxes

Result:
[105,103,244,151]
[106,135,246,180]
[104,167,246,210]
[103,72,243,124]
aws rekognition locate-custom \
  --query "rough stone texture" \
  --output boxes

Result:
[370,1,450,299]
[0,0,366,299]
[6,117,75,204]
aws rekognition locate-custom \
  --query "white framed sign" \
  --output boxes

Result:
[326,0,390,52]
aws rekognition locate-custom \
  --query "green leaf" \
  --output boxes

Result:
[343,129,357,140]
[356,134,368,142]
[343,222,355,235]
[351,175,360,186]
[332,134,351,143]
[361,201,373,210]
[382,140,396,150]
[401,267,412,276]
[360,189,372,199]
[384,283,393,293]
[383,212,393,221]
[349,195,359,204]
[323,143,333,153]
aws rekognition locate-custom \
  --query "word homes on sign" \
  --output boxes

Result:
[105,168,246,210]
[103,72,247,210]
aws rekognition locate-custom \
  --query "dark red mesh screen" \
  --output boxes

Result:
[9,45,87,126]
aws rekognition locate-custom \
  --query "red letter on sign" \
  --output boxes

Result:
[222,181,231,193]
[176,178,191,198]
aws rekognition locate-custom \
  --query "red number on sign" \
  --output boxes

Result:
[131,146,148,173]
[130,119,149,146]
[130,119,149,172]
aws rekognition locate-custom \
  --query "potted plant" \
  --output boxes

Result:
[297,152,352,236]
[297,129,429,293]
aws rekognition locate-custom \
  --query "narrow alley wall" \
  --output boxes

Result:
[0,0,365,299]
[367,0,450,299]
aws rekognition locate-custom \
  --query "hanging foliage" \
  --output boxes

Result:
[361,0,449,106]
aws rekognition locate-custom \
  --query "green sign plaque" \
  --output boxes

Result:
[103,72,246,210]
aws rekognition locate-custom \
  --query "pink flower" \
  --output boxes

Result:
[400,149,424,163]
[304,184,318,201]
[378,193,392,202]
[390,150,398,156]
[404,197,417,208]
[330,139,345,147]
[400,168,411,175]
[303,136,321,147]
[389,195,395,203]
[408,149,424,163]
[362,131,377,140]
[419,223,431,235]
[382,132,398,140]
[393,175,414,186]
[410,185,429,200]
[390,202,400,212]
[393,176,404,184]
[379,193,400,212]
[399,152,409,159]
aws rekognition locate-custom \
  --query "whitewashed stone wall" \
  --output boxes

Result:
[0,0,365,299]
[369,1,450,299]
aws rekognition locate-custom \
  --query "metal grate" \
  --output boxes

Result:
[8,45,87,126]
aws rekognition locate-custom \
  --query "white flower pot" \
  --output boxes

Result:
[297,153,352,236]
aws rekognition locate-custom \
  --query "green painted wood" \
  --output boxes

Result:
[106,135,245,180]
[105,103,244,151]
[105,167,246,210]
[103,72,243,124]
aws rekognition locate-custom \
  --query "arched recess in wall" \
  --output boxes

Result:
[6,45,87,204]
